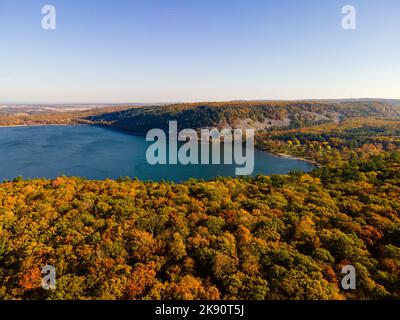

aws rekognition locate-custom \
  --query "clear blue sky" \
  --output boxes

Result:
[0,0,399,103]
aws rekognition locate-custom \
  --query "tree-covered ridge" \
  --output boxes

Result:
[1,100,400,131]
[1,153,399,300]
[86,100,400,134]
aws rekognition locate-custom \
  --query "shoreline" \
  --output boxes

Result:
[275,152,321,166]
[0,123,82,128]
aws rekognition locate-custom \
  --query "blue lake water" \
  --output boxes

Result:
[0,125,314,182]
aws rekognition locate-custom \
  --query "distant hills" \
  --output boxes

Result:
[0,103,161,116]
[1,99,400,131]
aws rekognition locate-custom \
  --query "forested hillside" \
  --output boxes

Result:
[86,100,400,134]
[258,118,400,165]
[86,100,400,166]
[2,100,400,135]
[0,153,399,300]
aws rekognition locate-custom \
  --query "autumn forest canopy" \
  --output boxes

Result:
[0,99,400,300]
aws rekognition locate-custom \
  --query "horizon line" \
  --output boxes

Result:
[1,97,400,106]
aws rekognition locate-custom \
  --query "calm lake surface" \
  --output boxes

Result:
[0,126,314,182]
